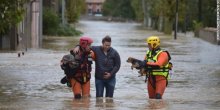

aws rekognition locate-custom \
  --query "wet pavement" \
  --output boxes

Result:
[0,20,220,110]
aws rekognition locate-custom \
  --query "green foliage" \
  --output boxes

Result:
[183,0,216,31]
[131,0,216,34]
[43,8,59,35]
[0,0,27,35]
[150,0,176,34]
[43,8,82,36]
[103,0,118,16]
[103,0,216,33]
[201,0,216,27]
[57,24,82,36]
[192,20,203,37]
[119,0,135,19]
[164,17,173,34]
[193,20,203,31]
[131,0,143,21]
[66,0,86,23]
[103,0,135,19]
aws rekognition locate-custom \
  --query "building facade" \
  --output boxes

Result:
[0,0,42,50]
[86,0,105,15]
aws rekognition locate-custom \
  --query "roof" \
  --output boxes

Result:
[86,0,105,3]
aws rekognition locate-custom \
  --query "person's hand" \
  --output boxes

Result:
[70,46,80,55]
[74,46,80,53]
[103,72,111,79]
[140,60,147,68]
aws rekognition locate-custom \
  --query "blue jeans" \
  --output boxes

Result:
[95,77,116,97]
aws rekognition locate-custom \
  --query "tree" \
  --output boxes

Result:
[185,0,216,31]
[147,0,186,34]
[104,0,216,34]
[0,0,27,35]
[102,0,117,16]
[103,0,135,20]
[43,8,59,35]
[66,0,86,23]
[202,0,216,27]
[131,0,143,22]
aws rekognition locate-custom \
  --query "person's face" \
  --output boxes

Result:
[81,43,91,53]
[148,43,153,50]
[102,41,111,51]
[85,43,92,52]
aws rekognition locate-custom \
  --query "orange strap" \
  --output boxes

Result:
[146,52,169,67]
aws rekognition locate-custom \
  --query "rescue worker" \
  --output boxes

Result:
[61,36,94,99]
[141,36,172,99]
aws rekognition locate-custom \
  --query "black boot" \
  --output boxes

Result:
[155,93,162,99]
[60,76,72,87]
[60,76,68,84]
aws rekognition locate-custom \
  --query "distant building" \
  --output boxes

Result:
[86,0,105,15]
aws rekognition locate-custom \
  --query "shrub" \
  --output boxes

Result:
[193,20,203,37]
[43,8,59,35]
[57,24,82,36]
[43,8,82,36]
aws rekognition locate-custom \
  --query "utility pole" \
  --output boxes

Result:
[217,0,220,45]
[142,0,148,27]
[39,0,43,48]
[174,0,178,40]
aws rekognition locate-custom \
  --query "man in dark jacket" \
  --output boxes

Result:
[73,35,121,98]
[92,36,121,98]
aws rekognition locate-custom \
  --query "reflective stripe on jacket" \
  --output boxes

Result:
[145,50,170,79]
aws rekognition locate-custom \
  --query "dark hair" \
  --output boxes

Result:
[102,35,111,44]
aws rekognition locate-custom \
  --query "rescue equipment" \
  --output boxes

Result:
[80,36,93,48]
[60,54,80,87]
[145,49,172,79]
[146,36,160,49]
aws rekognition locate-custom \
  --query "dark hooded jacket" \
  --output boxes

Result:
[91,46,121,80]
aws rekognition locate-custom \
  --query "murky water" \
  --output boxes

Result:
[1,20,220,110]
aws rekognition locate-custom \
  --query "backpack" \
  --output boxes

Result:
[60,54,80,78]
[164,51,173,71]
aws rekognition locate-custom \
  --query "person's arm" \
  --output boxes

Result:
[69,45,79,54]
[110,51,121,75]
[146,52,169,67]
[104,51,121,79]
[90,50,96,60]
[70,45,95,54]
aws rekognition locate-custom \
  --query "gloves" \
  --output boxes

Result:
[136,60,147,69]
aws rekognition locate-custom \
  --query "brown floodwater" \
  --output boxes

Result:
[0,20,220,110]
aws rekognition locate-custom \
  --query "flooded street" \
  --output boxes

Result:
[1,20,220,110]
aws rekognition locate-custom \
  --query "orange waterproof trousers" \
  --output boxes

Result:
[70,78,90,98]
[147,75,167,99]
